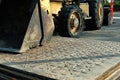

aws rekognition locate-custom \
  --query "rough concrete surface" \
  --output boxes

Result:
[0,12,120,80]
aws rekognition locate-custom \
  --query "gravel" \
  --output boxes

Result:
[0,35,120,80]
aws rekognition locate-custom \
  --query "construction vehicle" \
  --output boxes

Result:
[0,0,111,53]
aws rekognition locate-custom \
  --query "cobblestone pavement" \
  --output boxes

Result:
[0,13,120,80]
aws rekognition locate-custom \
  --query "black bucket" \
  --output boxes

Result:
[0,0,39,52]
[0,0,54,53]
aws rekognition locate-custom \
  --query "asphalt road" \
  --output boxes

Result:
[81,12,120,42]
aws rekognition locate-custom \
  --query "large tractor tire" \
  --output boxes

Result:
[85,0,104,30]
[58,5,84,38]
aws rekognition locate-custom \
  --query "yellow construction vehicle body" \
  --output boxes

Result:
[50,1,90,19]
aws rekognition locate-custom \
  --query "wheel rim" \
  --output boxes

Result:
[70,12,81,36]
[98,2,103,22]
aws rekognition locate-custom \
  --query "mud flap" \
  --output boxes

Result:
[103,7,112,26]
[0,0,54,53]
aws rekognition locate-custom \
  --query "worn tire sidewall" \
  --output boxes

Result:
[67,8,83,37]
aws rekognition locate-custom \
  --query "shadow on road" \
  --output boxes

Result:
[3,53,120,65]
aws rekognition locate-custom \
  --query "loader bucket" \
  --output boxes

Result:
[0,0,54,53]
